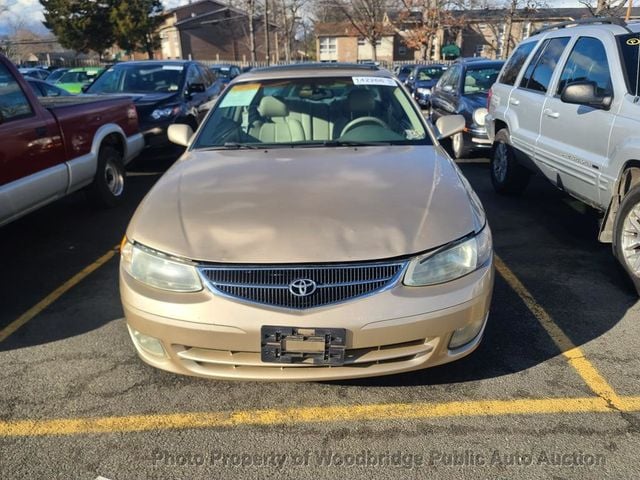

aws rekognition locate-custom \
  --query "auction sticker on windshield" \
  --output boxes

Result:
[220,83,261,107]
[352,76,397,87]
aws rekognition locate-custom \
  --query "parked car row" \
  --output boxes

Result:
[0,56,232,226]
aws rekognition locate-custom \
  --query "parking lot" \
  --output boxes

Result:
[1,150,639,479]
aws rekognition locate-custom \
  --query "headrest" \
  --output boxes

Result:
[465,76,476,87]
[348,89,376,113]
[258,96,288,118]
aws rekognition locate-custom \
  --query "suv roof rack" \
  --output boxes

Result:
[530,17,633,36]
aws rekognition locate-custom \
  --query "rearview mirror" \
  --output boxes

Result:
[167,124,194,147]
[561,81,612,110]
[435,115,466,140]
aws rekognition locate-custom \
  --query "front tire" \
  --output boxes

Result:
[613,185,640,295]
[490,128,531,195]
[451,132,472,159]
[86,146,126,208]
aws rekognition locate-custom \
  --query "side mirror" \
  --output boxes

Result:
[435,114,466,140]
[81,84,90,93]
[167,124,194,147]
[561,81,612,110]
[188,83,206,94]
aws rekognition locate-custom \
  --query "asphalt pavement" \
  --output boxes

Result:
[0,152,638,480]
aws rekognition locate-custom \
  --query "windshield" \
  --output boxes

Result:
[193,76,431,149]
[210,67,231,78]
[416,66,445,81]
[46,70,67,83]
[463,65,502,94]
[618,33,640,96]
[87,64,185,94]
[58,70,100,84]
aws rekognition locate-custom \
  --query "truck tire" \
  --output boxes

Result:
[490,129,531,195]
[86,146,126,208]
[613,184,640,295]
[452,132,472,159]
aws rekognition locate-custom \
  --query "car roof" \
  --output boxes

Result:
[67,67,102,72]
[112,60,192,67]
[241,62,393,81]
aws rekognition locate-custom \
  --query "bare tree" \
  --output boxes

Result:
[394,0,465,60]
[319,0,390,61]
[579,0,628,16]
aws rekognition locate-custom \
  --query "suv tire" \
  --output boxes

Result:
[613,184,640,294]
[86,146,126,208]
[490,129,531,195]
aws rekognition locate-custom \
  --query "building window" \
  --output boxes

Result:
[320,37,337,55]
[398,46,407,55]
[523,22,531,39]
[358,37,365,46]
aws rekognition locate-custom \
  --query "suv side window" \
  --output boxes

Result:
[557,37,612,96]
[499,41,537,85]
[0,63,33,121]
[520,37,570,93]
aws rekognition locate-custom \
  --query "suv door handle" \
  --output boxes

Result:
[544,109,560,118]
[509,98,520,106]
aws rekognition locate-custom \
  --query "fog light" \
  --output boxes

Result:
[128,326,167,358]
[448,315,486,349]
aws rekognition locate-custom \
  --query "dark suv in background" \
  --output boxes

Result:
[430,58,504,159]
[85,60,223,149]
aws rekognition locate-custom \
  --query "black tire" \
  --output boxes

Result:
[613,184,640,295]
[451,131,472,159]
[490,128,531,195]
[86,146,126,208]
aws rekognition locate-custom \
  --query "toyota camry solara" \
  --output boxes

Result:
[120,64,494,381]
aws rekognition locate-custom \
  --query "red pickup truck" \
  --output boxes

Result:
[0,55,144,226]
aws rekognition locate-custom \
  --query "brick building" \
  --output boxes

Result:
[157,0,276,62]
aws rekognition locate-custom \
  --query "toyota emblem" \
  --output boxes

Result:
[288,278,317,297]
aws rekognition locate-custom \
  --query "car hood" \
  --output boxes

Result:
[127,146,478,263]
[462,92,489,110]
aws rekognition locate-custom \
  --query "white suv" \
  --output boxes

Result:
[486,18,640,293]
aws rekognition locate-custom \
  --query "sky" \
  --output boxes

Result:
[0,0,586,36]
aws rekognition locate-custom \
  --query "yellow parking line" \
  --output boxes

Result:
[0,397,623,437]
[494,255,622,408]
[0,246,119,343]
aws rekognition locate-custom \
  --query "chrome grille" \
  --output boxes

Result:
[199,262,406,309]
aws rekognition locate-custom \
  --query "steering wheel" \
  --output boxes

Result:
[340,116,389,137]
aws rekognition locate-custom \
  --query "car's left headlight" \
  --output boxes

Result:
[473,108,488,127]
[416,87,431,95]
[121,239,202,292]
[404,227,492,286]
[150,105,181,121]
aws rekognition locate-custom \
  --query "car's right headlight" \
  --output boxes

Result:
[473,108,488,127]
[120,239,202,292]
[417,87,431,95]
[404,227,492,286]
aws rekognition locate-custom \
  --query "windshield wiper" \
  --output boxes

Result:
[321,140,393,147]
[221,142,263,149]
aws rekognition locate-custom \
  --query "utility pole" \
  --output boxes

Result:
[264,0,270,64]
[626,0,634,21]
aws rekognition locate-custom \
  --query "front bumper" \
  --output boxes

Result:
[140,119,174,149]
[466,126,492,148]
[120,259,494,381]
[414,92,431,107]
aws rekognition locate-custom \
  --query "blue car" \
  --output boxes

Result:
[405,64,447,108]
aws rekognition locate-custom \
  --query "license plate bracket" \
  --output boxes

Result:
[261,326,346,365]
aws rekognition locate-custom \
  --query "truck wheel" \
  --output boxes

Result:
[452,132,472,159]
[490,128,531,195]
[86,146,126,208]
[613,185,640,295]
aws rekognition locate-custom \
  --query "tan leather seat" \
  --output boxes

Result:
[253,96,306,143]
